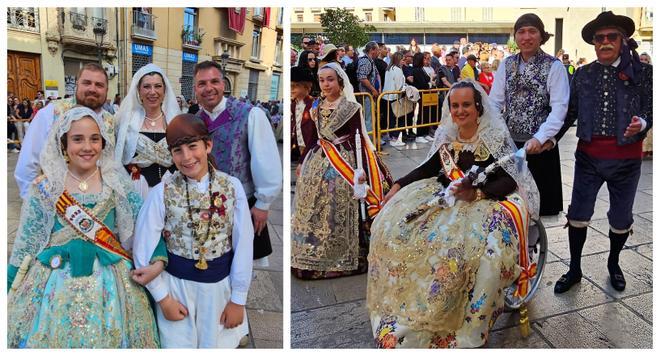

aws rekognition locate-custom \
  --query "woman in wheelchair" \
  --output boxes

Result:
[366,80,540,348]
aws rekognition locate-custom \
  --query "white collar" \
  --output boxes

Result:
[597,56,621,67]
[202,98,226,120]
[186,172,210,188]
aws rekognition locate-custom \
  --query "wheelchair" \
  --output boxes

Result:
[503,218,549,310]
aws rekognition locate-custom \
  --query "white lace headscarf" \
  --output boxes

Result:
[423,78,540,218]
[319,61,377,151]
[115,63,180,165]
[38,106,138,248]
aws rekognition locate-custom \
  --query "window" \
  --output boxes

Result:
[270,73,281,100]
[253,8,263,17]
[451,8,464,22]
[482,8,492,21]
[251,28,262,59]
[181,53,196,100]
[274,36,283,65]
[313,14,321,22]
[278,8,283,25]
[7,7,39,32]
[365,12,372,22]
[415,8,424,22]
[248,70,259,102]
[297,14,303,22]
[184,7,197,33]
[132,53,152,76]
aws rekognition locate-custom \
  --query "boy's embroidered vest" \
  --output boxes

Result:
[162,170,235,261]
[503,52,557,142]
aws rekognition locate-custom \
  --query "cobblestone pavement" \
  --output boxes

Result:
[6,144,284,349]
[291,127,653,348]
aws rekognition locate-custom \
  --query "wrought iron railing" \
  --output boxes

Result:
[7,7,39,33]
[131,10,156,39]
[69,11,87,31]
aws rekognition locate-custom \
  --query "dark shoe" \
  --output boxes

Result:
[609,268,626,291]
[554,272,582,294]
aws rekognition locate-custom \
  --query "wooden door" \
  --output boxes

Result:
[7,51,42,101]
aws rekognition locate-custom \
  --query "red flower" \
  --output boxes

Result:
[380,333,398,348]
[618,72,629,81]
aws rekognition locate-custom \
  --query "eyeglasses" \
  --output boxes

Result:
[593,32,621,44]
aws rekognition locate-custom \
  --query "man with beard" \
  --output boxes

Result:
[553,11,652,293]
[193,60,282,268]
[15,63,114,199]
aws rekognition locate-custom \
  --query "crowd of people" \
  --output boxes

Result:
[8,60,282,348]
[291,11,652,348]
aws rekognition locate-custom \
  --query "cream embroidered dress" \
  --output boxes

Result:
[366,79,540,348]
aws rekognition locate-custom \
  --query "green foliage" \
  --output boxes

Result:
[320,8,376,48]
[507,38,519,53]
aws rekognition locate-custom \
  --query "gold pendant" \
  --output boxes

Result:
[79,181,88,192]
[195,247,208,270]
[195,256,208,270]
[320,107,332,118]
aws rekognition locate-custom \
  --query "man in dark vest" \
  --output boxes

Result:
[193,60,282,267]
[553,11,652,293]
[490,13,570,216]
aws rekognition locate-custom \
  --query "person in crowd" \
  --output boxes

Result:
[357,41,382,133]
[478,61,495,94]
[7,106,161,348]
[192,60,282,268]
[291,66,317,164]
[291,62,392,279]
[490,13,570,216]
[381,52,407,147]
[115,64,181,199]
[297,50,321,98]
[367,80,539,348]
[411,52,432,143]
[133,114,254,348]
[553,11,653,294]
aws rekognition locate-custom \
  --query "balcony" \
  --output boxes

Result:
[252,8,264,23]
[60,10,113,56]
[7,7,39,33]
[131,10,157,41]
[182,26,205,51]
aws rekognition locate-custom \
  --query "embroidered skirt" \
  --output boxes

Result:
[367,178,525,348]
[7,258,159,348]
[291,145,368,278]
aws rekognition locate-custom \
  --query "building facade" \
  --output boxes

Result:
[7,7,120,101]
[291,7,652,62]
[7,7,283,103]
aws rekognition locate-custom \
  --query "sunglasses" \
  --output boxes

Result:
[307,58,316,61]
[593,32,621,44]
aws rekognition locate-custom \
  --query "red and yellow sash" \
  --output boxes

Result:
[439,145,534,298]
[55,190,132,261]
[318,138,384,217]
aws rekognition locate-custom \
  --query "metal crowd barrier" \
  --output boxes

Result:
[354,92,377,145]
[374,88,449,152]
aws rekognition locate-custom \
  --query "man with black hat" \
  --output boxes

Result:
[553,11,652,294]
[490,13,570,216]
[291,66,317,166]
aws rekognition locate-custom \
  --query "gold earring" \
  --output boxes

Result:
[63,151,70,163]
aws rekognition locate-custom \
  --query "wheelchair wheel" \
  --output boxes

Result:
[504,218,548,309]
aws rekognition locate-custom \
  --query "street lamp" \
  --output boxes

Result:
[93,25,106,64]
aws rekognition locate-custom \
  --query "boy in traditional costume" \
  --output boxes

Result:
[133,114,254,348]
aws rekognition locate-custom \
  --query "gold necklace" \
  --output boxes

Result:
[144,111,164,127]
[68,167,99,192]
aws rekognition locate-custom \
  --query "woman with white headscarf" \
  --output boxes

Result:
[115,64,180,198]
[7,106,161,348]
[367,80,540,348]
[291,62,393,280]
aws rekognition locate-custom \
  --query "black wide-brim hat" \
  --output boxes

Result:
[291,66,315,83]
[581,11,635,44]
